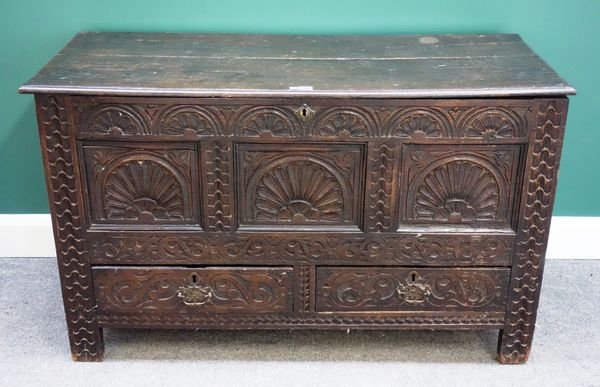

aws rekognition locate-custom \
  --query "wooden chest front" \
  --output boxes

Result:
[20,32,574,363]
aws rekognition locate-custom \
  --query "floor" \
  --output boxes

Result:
[0,258,598,387]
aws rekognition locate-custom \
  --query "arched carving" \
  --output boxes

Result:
[385,108,451,137]
[457,107,525,138]
[84,105,148,135]
[156,105,223,136]
[310,107,378,137]
[233,107,301,137]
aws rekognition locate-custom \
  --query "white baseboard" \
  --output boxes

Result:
[0,214,598,259]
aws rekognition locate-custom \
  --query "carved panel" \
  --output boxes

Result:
[316,267,510,312]
[93,267,293,314]
[232,106,301,137]
[498,99,567,364]
[88,232,513,266]
[83,145,199,226]
[237,144,364,230]
[401,145,521,226]
[35,95,104,361]
[205,140,233,231]
[366,142,397,232]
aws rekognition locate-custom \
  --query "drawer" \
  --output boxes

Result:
[316,267,510,312]
[93,266,293,314]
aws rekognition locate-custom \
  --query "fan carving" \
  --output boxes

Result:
[86,106,146,135]
[313,110,373,137]
[235,108,296,137]
[105,160,185,221]
[253,161,345,223]
[160,106,219,136]
[462,109,522,138]
[414,161,499,222]
[387,109,450,137]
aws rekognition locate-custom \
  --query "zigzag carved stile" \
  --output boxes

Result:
[35,95,104,361]
[498,99,568,364]
[206,140,232,231]
[366,142,396,231]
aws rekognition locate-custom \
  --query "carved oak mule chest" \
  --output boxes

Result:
[19,32,575,363]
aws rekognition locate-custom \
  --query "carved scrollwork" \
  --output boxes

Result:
[88,233,513,266]
[310,107,379,137]
[317,268,509,311]
[93,268,293,313]
[385,108,451,138]
[233,106,301,137]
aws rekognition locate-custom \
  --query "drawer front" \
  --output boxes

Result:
[316,267,510,312]
[236,143,365,231]
[93,266,293,314]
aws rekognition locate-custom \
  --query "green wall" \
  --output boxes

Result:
[1,0,598,215]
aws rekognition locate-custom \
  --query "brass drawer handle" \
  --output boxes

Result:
[396,271,431,305]
[177,272,213,306]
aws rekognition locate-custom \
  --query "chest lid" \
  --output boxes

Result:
[19,32,575,98]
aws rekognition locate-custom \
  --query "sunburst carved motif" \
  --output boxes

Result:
[314,111,371,137]
[87,106,146,135]
[236,109,295,137]
[415,161,499,222]
[464,110,518,138]
[105,160,185,221]
[254,161,344,223]
[387,109,449,137]
[161,107,218,136]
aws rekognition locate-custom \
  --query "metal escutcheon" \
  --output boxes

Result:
[396,271,432,305]
[177,272,213,306]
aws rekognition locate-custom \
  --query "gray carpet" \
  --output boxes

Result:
[0,258,598,387]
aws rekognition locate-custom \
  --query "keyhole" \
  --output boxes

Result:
[410,272,417,282]
[296,104,313,120]
[191,273,199,284]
